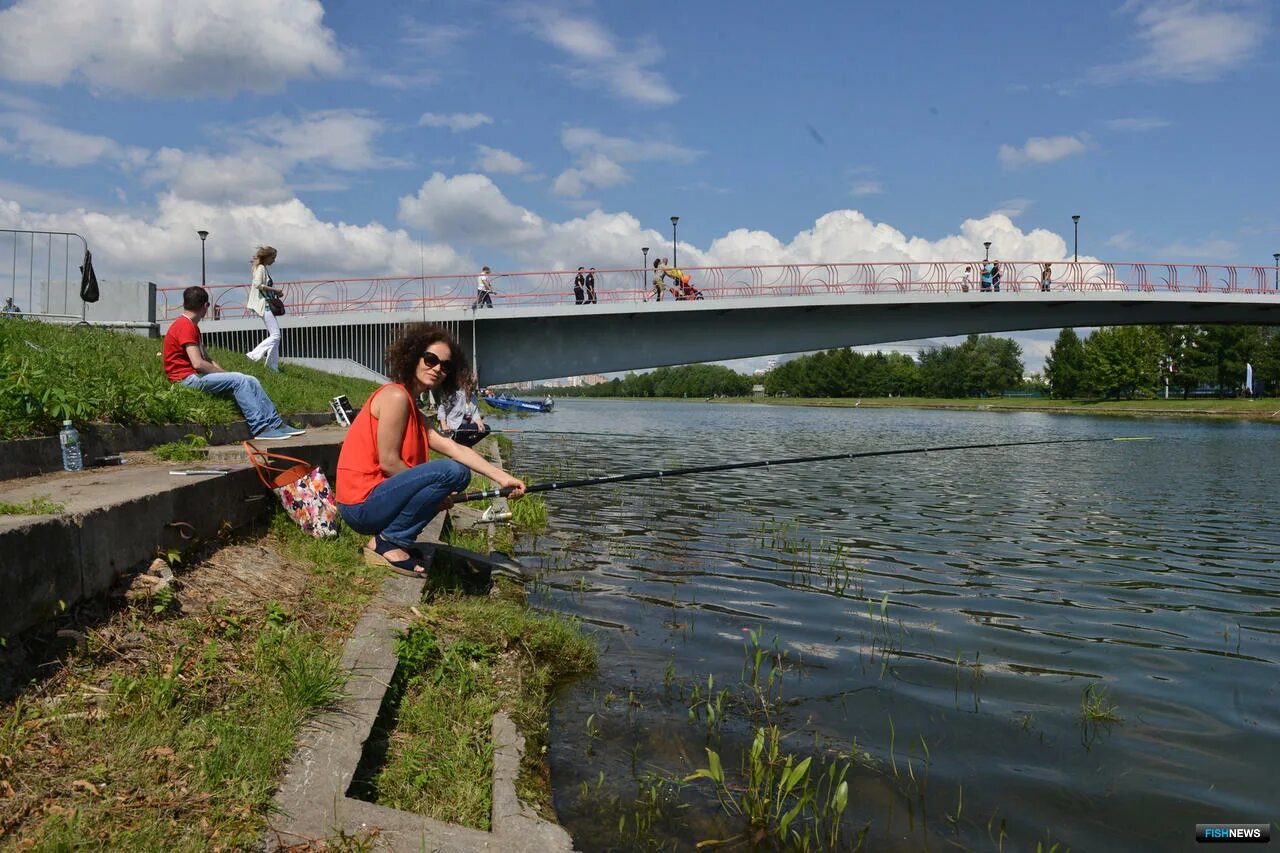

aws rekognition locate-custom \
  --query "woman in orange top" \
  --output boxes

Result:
[336,324,525,576]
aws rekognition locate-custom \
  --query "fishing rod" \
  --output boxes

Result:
[454,435,1151,504]
[442,428,660,439]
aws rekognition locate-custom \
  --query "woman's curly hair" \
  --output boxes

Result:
[385,324,466,396]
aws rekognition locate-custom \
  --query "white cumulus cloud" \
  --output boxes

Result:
[418,112,494,132]
[553,127,698,197]
[473,145,530,175]
[0,0,344,97]
[0,112,148,168]
[998,135,1089,169]
[1105,117,1172,131]
[1093,0,1266,83]
[398,172,547,247]
[248,110,403,171]
[510,6,678,105]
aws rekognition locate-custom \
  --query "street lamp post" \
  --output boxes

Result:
[1072,215,1080,262]
[670,216,679,267]
[1273,252,1279,290]
[983,241,991,261]
[642,247,649,296]
[197,230,209,286]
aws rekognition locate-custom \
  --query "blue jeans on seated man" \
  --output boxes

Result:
[180,371,285,436]
[337,460,471,549]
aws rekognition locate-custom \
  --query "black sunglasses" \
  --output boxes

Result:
[421,352,453,372]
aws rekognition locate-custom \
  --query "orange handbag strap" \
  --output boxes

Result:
[242,441,314,490]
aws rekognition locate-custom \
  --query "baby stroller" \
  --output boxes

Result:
[668,272,704,301]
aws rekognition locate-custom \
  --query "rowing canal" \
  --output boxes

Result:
[502,400,1278,851]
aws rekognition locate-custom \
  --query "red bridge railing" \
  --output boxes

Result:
[156,260,1280,321]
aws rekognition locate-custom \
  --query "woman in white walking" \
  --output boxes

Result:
[245,245,283,371]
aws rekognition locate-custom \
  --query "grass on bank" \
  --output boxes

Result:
[150,433,209,462]
[358,590,596,828]
[0,494,65,516]
[721,395,1280,417]
[0,319,378,440]
[0,513,383,849]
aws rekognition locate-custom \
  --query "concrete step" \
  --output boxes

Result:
[0,427,346,638]
[0,412,337,482]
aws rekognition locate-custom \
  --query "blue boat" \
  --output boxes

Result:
[482,393,553,414]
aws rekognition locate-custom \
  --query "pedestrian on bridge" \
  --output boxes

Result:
[980,262,993,292]
[991,260,1002,293]
[336,324,525,577]
[1040,263,1052,292]
[2,296,20,317]
[475,266,496,308]
[585,268,598,304]
[245,245,284,371]
[573,267,585,304]
[648,258,666,301]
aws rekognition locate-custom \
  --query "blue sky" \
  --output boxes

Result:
[1,0,1276,371]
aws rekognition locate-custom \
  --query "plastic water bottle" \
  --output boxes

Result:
[59,420,83,472]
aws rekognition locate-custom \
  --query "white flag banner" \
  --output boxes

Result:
[1245,362,1253,390]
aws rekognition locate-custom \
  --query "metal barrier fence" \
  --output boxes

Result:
[156,260,1280,321]
[1,228,90,320]
[198,318,472,379]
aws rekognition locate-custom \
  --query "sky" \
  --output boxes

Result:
[1,0,1277,373]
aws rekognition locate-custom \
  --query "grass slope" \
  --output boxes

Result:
[0,319,379,440]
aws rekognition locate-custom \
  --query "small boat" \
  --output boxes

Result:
[482,393,553,414]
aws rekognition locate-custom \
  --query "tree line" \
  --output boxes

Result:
[537,324,1280,401]
[1045,324,1279,399]
[546,363,754,398]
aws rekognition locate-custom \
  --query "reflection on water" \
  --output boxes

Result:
[506,401,1279,851]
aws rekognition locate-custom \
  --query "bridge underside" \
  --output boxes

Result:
[199,292,1280,386]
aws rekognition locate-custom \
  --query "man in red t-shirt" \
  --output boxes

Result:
[163,287,303,440]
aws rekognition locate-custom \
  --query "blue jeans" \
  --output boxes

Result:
[337,460,471,549]
[180,372,284,436]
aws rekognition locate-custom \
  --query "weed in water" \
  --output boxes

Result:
[684,725,854,851]
[1080,682,1122,723]
[509,492,549,531]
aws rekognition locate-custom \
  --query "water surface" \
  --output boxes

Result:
[504,400,1278,851]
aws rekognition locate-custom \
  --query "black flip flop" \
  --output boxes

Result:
[362,535,426,578]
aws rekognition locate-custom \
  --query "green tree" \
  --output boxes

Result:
[919,335,1023,397]
[1082,326,1163,398]
[1044,328,1086,398]
[1200,325,1264,394]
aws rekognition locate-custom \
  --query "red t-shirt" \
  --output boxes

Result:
[163,315,200,381]
[336,384,431,505]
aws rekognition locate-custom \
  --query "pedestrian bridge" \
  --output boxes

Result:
[170,260,1280,385]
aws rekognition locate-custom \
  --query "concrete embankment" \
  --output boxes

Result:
[0,413,334,482]
[2,423,577,850]
[0,427,342,637]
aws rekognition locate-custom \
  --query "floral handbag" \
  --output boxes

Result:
[244,442,339,537]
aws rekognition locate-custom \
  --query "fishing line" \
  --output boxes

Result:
[454,435,1152,504]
